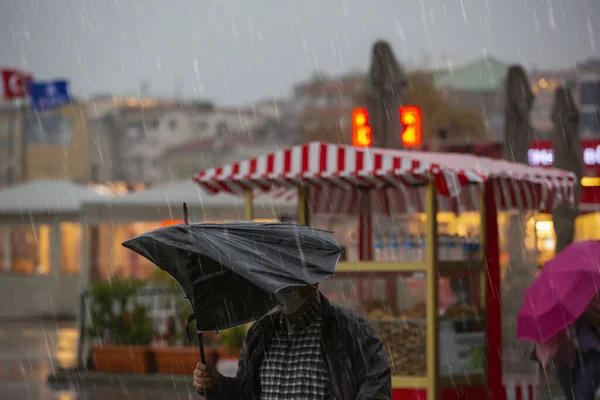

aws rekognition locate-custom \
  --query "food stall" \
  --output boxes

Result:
[193,141,576,400]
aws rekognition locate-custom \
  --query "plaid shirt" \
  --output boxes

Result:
[259,294,330,399]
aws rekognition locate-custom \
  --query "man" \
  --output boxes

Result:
[193,284,391,399]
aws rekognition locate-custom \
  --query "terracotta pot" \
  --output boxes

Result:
[153,346,220,375]
[92,344,152,374]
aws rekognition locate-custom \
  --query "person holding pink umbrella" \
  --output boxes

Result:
[519,241,600,400]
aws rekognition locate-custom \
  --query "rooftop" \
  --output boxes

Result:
[435,57,508,92]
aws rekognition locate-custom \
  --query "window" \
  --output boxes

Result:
[196,121,208,132]
[168,119,178,130]
[4,225,51,274]
[26,114,72,145]
[581,111,600,133]
[580,81,600,106]
[61,223,81,274]
[126,121,146,139]
[216,122,229,137]
[0,119,16,149]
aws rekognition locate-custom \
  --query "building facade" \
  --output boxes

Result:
[0,105,25,186]
[85,96,281,185]
[0,102,91,185]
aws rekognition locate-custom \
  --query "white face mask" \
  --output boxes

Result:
[275,287,306,314]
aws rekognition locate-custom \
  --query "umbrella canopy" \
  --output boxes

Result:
[551,87,582,254]
[193,141,576,214]
[367,40,406,149]
[517,240,600,343]
[123,221,343,331]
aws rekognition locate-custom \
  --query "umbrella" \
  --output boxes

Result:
[122,205,343,333]
[517,240,600,343]
[367,40,406,149]
[502,65,536,367]
[551,87,582,254]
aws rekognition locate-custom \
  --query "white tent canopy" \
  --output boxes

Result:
[0,179,107,225]
[82,180,296,224]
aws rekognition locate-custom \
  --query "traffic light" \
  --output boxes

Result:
[352,108,372,147]
[400,106,422,147]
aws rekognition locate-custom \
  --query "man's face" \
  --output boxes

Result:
[275,285,317,315]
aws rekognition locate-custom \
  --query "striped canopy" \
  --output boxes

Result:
[193,142,577,214]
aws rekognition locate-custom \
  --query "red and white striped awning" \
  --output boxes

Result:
[193,142,576,214]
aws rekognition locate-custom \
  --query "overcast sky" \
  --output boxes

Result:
[1,0,598,106]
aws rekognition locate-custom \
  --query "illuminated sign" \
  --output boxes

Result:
[352,106,423,148]
[528,145,600,167]
[527,149,554,166]
[400,106,422,147]
[352,108,372,147]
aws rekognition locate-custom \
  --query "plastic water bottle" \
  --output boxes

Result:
[438,234,448,261]
[419,236,427,261]
[457,236,467,260]
[405,236,415,261]
[472,235,481,260]
[388,233,399,261]
[347,231,359,262]
[397,234,406,262]
[381,232,390,261]
[374,233,383,261]
[449,235,461,261]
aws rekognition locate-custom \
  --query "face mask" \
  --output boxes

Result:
[275,287,306,314]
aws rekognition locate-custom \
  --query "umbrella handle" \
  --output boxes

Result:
[198,331,211,400]
[198,331,207,364]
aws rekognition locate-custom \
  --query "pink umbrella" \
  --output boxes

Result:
[517,240,600,343]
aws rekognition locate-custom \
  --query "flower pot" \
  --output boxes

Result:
[153,346,220,375]
[92,344,152,374]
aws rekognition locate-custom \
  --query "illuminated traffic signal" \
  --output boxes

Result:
[400,106,422,147]
[352,108,372,147]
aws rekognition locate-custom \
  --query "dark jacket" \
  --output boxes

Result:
[208,294,392,399]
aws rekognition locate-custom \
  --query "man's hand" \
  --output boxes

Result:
[193,362,217,394]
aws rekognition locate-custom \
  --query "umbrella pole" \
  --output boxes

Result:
[183,202,210,399]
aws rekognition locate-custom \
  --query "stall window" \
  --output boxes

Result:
[97,223,162,281]
[320,271,429,377]
[10,225,51,275]
[61,223,81,274]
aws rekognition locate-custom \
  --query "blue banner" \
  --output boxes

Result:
[29,80,72,111]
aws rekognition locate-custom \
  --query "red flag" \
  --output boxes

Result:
[1,69,32,100]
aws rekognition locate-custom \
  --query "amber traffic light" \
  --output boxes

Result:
[352,108,372,148]
[399,106,422,147]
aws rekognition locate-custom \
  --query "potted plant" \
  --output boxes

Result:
[88,279,153,373]
[152,280,221,375]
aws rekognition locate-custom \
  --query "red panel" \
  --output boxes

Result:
[485,181,504,400]
[392,386,487,400]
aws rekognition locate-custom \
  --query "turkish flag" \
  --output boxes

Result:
[1,69,32,100]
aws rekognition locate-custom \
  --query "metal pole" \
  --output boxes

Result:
[479,184,489,397]
[244,189,253,221]
[297,186,310,226]
[425,182,439,400]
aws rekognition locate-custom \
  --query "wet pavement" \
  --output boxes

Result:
[0,320,222,399]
